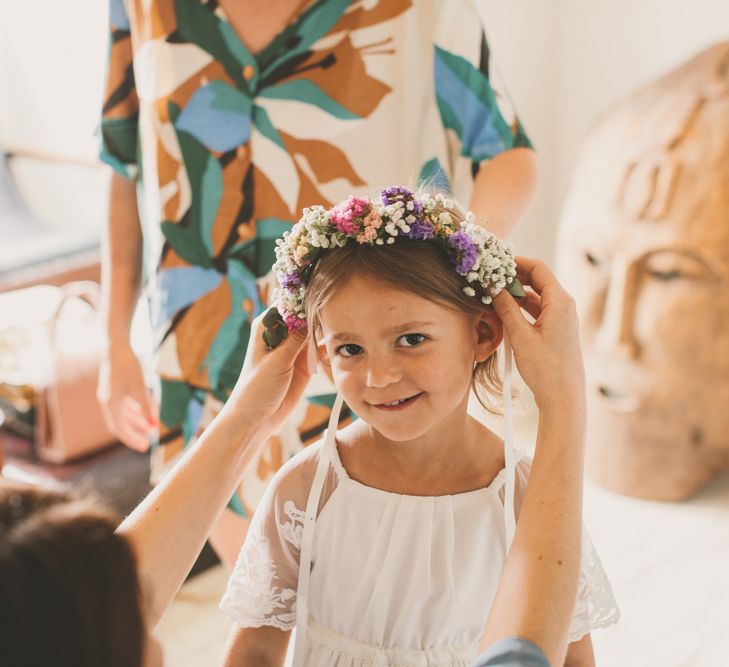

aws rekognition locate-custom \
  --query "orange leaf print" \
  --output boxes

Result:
[287,35,392,118]
[173,277,232,388]
[281,132,366,187]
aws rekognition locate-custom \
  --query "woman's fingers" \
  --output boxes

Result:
[520,289,542,321]
[492,289,531,339]
[514,256,565,298]
[245,312,272,365]
[243,310,310,381]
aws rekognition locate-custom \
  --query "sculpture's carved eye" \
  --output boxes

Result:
[583,247,611,269]
[584,250,604,267]
[643,250,713,283]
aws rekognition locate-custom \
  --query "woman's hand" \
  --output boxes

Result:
[97,344,158,452]
[492,256,585,413]
[224,312,311,437]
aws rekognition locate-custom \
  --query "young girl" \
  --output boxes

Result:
[220,188,619,666]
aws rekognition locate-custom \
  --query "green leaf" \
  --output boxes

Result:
[160,127,223,267]
[259,80,360,120]
[262,321,289,350]
[202,259,261,390]
[173,0,248,89]
[158,379,195,428]
[263,306,284,327]
[161,218,214,268]
[508,278,526,298]
[252,104,285,149]
[199,156,223,257]
[257,0,351,74]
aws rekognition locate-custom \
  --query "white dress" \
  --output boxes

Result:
[220,438,620,667]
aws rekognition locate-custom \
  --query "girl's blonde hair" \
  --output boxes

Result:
[302,198,503,413]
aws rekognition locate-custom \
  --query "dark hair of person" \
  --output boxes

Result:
[0,481,145,666]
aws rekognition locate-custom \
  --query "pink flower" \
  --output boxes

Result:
[284,314,307,331]
[330,196,371,235]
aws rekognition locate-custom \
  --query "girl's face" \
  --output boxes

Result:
[318,275,499,442]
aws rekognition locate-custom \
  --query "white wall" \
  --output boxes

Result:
[0,1,107,162]
[480,0,729,261]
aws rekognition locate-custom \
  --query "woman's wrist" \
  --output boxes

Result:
[219,392,276,445]
[536,390,586,426]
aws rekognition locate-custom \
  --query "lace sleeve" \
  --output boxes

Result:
[219,442,336,631]
[511,457,620,643]
[568,529,620,642]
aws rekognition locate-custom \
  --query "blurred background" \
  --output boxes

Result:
[1,1,728,665]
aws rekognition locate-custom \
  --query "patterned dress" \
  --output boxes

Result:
[100,0,532,516]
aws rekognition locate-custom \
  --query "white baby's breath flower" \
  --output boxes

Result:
[272,189,519,329]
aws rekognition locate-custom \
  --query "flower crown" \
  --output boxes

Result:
[263,187,524,348]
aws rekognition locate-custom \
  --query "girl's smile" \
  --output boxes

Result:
[369,392,424,410]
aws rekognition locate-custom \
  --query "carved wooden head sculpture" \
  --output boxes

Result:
[558,42,729,500]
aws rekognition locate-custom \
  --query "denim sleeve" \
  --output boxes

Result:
[470,638,550,667]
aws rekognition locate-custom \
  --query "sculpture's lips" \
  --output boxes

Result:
[594,384,639,413]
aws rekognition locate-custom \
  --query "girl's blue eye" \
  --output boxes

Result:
[336,343,363,357]
[398,333,427,348]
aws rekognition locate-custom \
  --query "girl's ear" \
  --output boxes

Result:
[474,308,503,362]
[316,336,331,368]
[315,337,335,383]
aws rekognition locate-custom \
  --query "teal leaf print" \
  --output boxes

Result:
[202,259,261,390]
[173,0,250,90]
[161,127,224,267]
[257,0,351,74]
[259,79,360,120]
[230,218,292,277]
[251,104,286,149]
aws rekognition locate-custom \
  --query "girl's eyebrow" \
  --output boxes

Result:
[331,321,435,342]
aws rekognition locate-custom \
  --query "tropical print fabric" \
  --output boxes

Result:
[100,0,532,516]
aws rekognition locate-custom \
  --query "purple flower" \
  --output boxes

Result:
[407,219,435,240]
[448,231,478,274]
[380,186,422,215]
[281,273,302,289]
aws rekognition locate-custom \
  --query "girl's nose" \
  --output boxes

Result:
[365,355,403,388]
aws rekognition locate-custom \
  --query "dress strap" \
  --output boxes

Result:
[503,333,516,552]
[292,393,344,667]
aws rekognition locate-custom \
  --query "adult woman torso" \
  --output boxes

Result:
[99,0,532,563]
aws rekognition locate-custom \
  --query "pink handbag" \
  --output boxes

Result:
[34,281,117,463]
[0,281,117,463]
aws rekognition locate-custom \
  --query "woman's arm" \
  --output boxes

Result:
[480,257,586,666]
[116,316,310,626]
[469,147,538,238]
[223,626,291,667]
[97,172,157,451]
[565,634,595,667]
